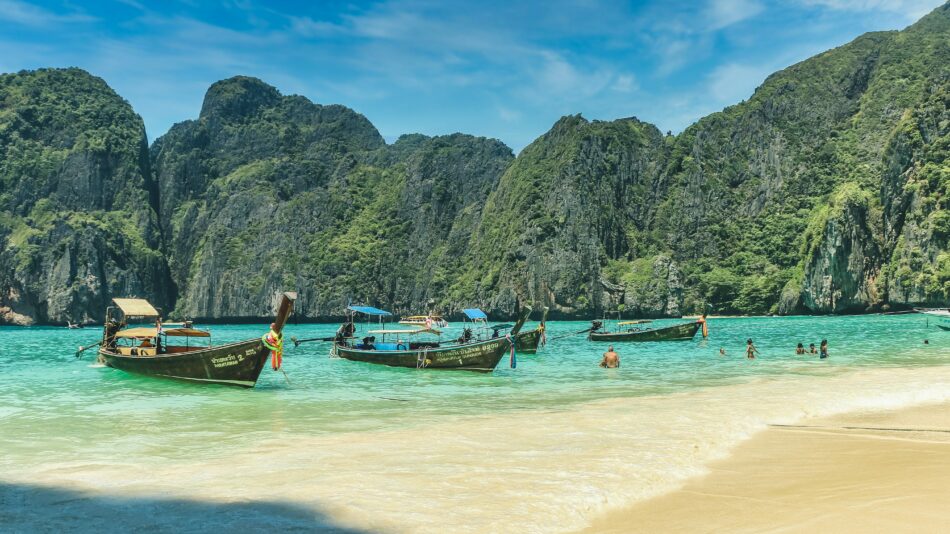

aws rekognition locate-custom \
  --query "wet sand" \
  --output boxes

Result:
[3,368,949,533]
[581,402,950,533]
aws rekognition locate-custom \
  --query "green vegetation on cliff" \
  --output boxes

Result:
[2,4,949,323]
[0,68,170,324]
[451,3,950,318]
[152,77,512,319]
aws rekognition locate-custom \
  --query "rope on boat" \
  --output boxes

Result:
[506,334,516,368]
[416,347,429,369]
[74,340,102,359]
[543,328,593,342]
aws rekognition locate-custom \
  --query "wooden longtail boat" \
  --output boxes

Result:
[515,307,549,353]
[588,320,700,342]
[96,292,295,387]
[333,308,530,371]
[398,315,449,328]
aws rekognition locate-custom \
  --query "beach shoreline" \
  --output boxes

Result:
[3,350,949,533]
[579,401,950,533]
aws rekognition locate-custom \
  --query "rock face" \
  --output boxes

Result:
[0,68,171,324]
[797,184,882,313]
[453,115,670,318]
[451,3,950,317]
[881,81,950,307]
[151,77,513,319]
[2,4,949,324]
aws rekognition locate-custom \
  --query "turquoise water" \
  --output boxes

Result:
[2,314,949,532]
[2,314,946,457]
[2,315,948,436]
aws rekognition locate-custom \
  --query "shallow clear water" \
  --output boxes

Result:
[2,314,949,532]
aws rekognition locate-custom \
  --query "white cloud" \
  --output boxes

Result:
[289,16,345,38]
[0,0,95,27]
[706,0,765,30]
[707,62,772,103]
[497,106,522,122]
[612,73,638,93]
[531,51,613,99]
[797,0,945,21]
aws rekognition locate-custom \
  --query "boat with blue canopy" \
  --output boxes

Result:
[332,307,530,371]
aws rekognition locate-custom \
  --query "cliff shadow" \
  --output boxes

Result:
[0,481,369,533]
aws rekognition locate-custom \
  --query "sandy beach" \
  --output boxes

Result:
[581,402,950,533]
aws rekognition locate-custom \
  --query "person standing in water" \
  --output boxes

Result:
[746,339,759,359]
[698,314,709,338]
[600,345,620,368]
[819,339,828,359]
[796,343,805,355]
[809,343,817,354]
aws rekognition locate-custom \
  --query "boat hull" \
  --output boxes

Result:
[333,337,511,372]
[98,339,271,387]
[937,324,950,331]
[516,328,542,353]
[589,321,700,342]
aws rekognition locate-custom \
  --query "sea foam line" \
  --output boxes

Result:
[5,364,950,534]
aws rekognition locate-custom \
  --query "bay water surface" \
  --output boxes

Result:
[2,314,949,532]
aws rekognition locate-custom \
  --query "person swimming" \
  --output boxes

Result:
[795,342,805,355]
[719,347,726,356]
[819,339,828,359]
[600,345,620,368]
[746,339,759,359]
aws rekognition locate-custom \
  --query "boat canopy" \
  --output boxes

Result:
[115,327,211,339]
[368,328,442,335]
[112,298,159,319]
[463,308,488,320]
[348,305,392,316]
[619,320,653,325]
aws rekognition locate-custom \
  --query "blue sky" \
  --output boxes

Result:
[0,0,944,152]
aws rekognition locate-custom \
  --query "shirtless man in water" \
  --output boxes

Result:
[600,346,620,368]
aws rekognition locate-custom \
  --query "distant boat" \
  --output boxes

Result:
[515,307,549,354]
[96,292,296,387]
[332,306,529,371]
[916,308,950,317]
[66,321,83,329]
[588,319,700,342]
[399,314,449,328]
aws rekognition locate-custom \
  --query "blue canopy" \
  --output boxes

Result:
[463,308,488,320]
[348,305,392,316]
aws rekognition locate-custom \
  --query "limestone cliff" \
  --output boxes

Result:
[0,69,170,324]
[151,77,512,319]
[2,4,950,323]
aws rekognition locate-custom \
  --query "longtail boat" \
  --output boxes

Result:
[96,292,296,387]
[333,307,530,371]
[515,307,549,353]
[398,314,449,328]
[588,319,700,342]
